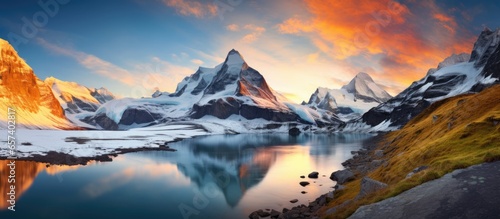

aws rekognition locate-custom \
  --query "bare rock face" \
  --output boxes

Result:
[357,177,388,199]
[0,39,69,128]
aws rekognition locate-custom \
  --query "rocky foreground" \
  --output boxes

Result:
[349,161,500,219]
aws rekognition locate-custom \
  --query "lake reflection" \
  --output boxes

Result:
[0,133,375,219]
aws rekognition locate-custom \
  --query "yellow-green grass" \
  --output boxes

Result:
[323,84,500,219]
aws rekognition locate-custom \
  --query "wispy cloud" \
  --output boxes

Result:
[37,38,194,96]
[241,24,266,44]
[190,59,204,65]
[226,24,239,31]
[163,0,217,18]
[37,38,137,86]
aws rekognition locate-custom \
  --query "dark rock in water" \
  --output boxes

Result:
[308,171,319,178]
[300,181,310,187]
[270,209,281,218]
[330,169,355,184]
[290,199,298,203]
[300,175,305,178]
[249,209,270,218]
[357,177,388,199]
[301,191,307,194]
[257,210,270,217]
[248,211,259,219]
[289,127,301,136]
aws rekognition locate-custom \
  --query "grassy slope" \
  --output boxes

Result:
[324,84,500,219]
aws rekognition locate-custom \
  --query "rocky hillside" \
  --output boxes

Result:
[361,28,500,129]
[323,84,500,218]
[0,39,71,129]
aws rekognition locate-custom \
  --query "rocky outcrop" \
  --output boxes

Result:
[356,177,387,199]
[330,169,355,184]
[191,97,300,122]
[349,162,500,219]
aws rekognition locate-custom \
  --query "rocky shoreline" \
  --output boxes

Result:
[0,141,178,166]
[248,134,387,219]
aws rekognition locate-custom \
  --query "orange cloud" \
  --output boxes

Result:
[226,24,239,31]
[241,24,266,44]
[163,0,217,18]
[277,0,475,94]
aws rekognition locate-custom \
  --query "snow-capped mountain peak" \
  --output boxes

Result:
[224,49,247,67]
[305,72,392,121]
[341,72,392,103]
[470,27,500,67]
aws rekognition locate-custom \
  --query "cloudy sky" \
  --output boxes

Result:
[1,0,499,102]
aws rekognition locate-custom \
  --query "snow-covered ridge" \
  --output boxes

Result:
[360,28,500,130]
[90,49,343,130]
[305,72,392,121]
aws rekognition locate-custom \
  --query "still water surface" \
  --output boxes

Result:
[0,133,375,219]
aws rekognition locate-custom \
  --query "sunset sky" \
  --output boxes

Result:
[1,0,499,103]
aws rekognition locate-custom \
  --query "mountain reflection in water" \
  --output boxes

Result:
[0,133,375,219]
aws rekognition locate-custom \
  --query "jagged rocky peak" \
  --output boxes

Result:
[91,87,115,104]
[224,49,247,67]
[470,27,500,67]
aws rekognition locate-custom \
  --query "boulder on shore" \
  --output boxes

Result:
[330,169,355,184]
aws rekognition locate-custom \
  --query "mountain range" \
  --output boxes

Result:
[361,28,500,130]
[0,28,499,131]
[304,72,392,121]
[90,49,343,130]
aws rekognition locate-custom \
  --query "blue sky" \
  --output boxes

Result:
[1,0,499,102]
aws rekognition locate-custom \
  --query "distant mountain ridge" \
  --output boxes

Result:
[45,77,115,114]
[305,72,392,121]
